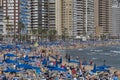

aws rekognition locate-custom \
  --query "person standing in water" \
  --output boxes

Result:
[103,60,106,66]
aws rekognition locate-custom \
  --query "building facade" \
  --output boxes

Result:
[2,0,19,36]
[39,0,49,29]
[0,7,2,35]
[61,0,73,37]
[48,0,56,29]
[0,0,3,35]
[20,0,31,34]
[31,0,39,29]
[112,0,120,36]
[40,0,56,30]
[72,0,94,38]
[94,0,112,38]
[55,0,62,36]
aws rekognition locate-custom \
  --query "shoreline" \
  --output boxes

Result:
[57,40,120,72]
[60,40,120,50]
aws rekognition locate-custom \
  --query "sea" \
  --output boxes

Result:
[61,45,120,69]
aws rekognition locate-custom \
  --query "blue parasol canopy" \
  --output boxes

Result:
[16,45,21,50]
[6,45,13,49]
[4,53,16,57]
[97,65,111,69]
[1,45,6,50]
[0,62,3,64]
[4,59,18,64]
[91,64,110,73]
[17,56,35,62]
[3,68,20,73]
[16,64,38,70]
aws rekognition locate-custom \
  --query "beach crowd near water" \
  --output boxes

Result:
[0,40,120,80]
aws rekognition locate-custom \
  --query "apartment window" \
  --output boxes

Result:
[16,10,18,12]
[16,0,18,3]
[3,0,6,3]
[16,7,18,9]
[3,4,6,6]
[16,4,18,6]
[3,7,6,9]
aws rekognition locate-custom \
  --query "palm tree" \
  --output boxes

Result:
[5,16,13,40]
[37,27,43,41]
[32,29,37,35]
[18,21,25,41]
[31,28,38,41]
[62,28,67,41]
[5,16,10,38]
[48,29,57,41]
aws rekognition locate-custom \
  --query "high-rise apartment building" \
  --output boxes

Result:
[0,0,3,35]
[113,0,120,7]
[61,0,73,37]
[112,0,120,36]
[48,0,56,29]
[94,0,112,38]
[55,0,62,36]
[0,0,2,5]
[40,0,56,30]
[31,0,39,29]
[20,0,31,34]
[39,0,49,29]
[2,0,19,36]
[72,0,94,38]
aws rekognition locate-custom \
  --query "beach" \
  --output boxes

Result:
[0,40,120,80]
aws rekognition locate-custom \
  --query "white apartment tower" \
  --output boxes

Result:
[72,0,94,38]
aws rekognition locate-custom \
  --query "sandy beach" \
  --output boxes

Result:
[0,40,120,79]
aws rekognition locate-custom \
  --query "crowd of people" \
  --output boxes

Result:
[0,42,120,80]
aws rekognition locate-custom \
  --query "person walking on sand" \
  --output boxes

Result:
[65,53,68,61]
[103,60,106,66]
[68,55,70,62]
[90,60,93,66]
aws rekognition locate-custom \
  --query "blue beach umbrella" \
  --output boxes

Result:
[4,53,16,57]
[97,65,111,69]
[49,67,66,72]
[1,46,6,50]
[16,64,34,69]
[17,57,34,62]
[16,64,39,70]
[91,64,110,73]
[3,68,20,73]
[6,45,13,49]
[16,45,21,50]
[91,64,97,73]
[0,62,3,64]
[4,59,18,64]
